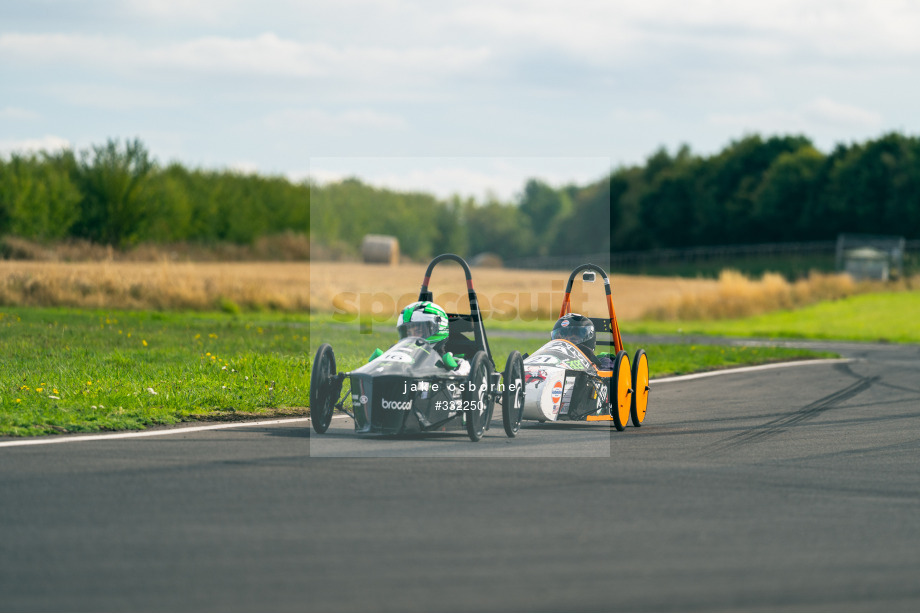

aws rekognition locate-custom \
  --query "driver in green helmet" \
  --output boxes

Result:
[367,301,470,375]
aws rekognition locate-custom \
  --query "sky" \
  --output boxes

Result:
[2,0,919,202]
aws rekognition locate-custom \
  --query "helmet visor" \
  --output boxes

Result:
[398,320,437,340]
[552,323,592,346]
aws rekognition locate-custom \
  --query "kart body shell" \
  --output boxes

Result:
[348,337,490,434]
[521,339,609,422]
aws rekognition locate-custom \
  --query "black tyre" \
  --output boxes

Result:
[502,351,525,438]
[611,350,632,432]
[310,343,337,434]
[465,351,492,442]
[631,348,650,427]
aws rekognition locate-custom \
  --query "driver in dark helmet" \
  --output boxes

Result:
[551,313,615,370]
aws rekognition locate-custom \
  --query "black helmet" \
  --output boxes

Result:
[551,313,596,353]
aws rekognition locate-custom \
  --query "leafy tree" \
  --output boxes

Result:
[519,179,571,251]
[751,145,824,242]
[71,138,154,246]
[463,199,535,261]
[0,153,80,239]
[550,178,611,255]
[697,134,812,244]
[818,133,920,238]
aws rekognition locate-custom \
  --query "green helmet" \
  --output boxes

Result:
[397,301,449,343]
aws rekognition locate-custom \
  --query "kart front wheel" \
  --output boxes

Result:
[310,343,337,434]
[465,351,492,442]
[502,351,525,438]
[631,349,650,427]
[611,350,632,432]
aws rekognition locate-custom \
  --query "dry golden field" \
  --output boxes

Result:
[3,259,898,321]
[0,261,310,312]
[0,260,715,319]
[310,261,717,321]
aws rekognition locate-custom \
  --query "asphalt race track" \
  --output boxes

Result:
[2,338,920,612]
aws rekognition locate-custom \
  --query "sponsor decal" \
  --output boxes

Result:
[381,398,413,410]
[551,381,563,404]
[559,376,577,414]
[560,319,570,327]
[525,369,547,385]
[359,395,368,405]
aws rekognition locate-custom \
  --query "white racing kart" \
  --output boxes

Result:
[521,264,650,430]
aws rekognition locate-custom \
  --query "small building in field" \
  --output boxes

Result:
[836,234,905,281]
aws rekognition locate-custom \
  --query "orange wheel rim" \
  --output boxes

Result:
[617,355,632,426]
[634,353,649,423]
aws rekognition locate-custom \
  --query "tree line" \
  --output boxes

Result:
[2,133,919,260]
[0,138,308,247]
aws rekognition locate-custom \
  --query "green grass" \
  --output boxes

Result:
[1,306,834,437]
[0,308,313,437]
[624,291,920,343]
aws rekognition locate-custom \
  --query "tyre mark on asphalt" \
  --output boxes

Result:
[704,363,879,454]
[780,436,920,464]
[876,379,920,395]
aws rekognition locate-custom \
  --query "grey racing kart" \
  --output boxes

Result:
[310,254,525,442]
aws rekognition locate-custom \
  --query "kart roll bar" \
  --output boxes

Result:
[559,263,624,354]
[418,253,492,359]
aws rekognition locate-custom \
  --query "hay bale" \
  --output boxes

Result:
[361,235,400,265]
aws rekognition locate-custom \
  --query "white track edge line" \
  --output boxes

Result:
[649,358,851,384]
[2,359,848,448]
[0,417,312,448]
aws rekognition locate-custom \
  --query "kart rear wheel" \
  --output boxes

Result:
[465,351,492,442]
[502,351,525,438]
[611,350,632,432]
[310,343,337,434]
[631,349,650,427]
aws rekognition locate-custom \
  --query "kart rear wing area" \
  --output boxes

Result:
[418,253,492,360]
[558,263,624,354]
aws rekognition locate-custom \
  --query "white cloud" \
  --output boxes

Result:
[804,97,882,128]
[442,0,920,66]
[124,0,239,24]
[0,135,71,156]
[0,106,40,120]
[708,97,883,133]
[0,31,491,80]
[150,33,328,77]
[45,84,187,110]
[263,108,407,133]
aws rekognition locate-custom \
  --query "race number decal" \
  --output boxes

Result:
[379,351,413,363]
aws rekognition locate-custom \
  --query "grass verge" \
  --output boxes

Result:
[2,306,834,437]
[1,308,312,437]
[626,292,920,343]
